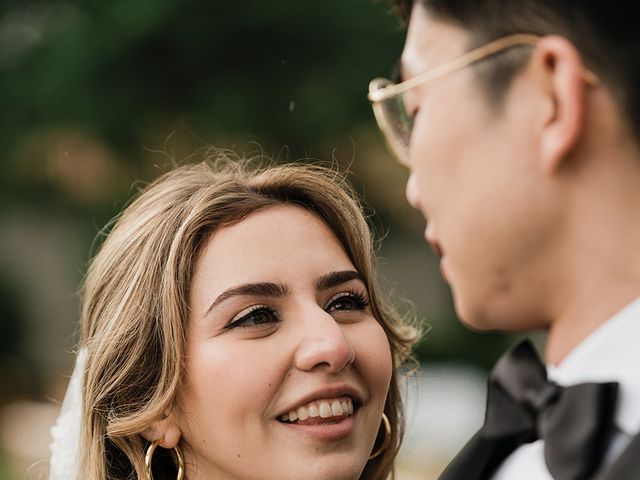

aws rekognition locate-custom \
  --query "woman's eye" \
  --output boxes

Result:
[326,292,370,312]
[227,305,279,329]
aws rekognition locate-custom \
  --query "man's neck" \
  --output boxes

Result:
[546,290,640,365]
[544,144,640,364]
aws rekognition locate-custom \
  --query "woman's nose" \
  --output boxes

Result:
[294,310,355,374]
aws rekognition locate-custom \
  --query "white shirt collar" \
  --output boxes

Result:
[547,297,640,436]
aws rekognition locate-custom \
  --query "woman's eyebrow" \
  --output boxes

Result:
[204,282,290,317]
[315,270,365,291]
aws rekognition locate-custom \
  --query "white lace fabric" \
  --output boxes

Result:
[49,348,86,480]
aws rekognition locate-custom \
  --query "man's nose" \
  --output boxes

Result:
[294,308,355,374]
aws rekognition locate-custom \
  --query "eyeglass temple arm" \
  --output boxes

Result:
[369,33,599,103]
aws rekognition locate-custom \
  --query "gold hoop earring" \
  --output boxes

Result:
[369,412,391,460]
[145,439,185,480]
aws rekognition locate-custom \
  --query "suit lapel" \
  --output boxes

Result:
[438,431,525,480]
[594,431,640,480]
[440,430,640,480]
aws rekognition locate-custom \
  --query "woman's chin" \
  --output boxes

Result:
[281,451,369,480]
[299,461,367,480]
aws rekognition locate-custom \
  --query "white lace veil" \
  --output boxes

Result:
[49,348,86,480]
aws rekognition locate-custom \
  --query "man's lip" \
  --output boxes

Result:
[439,255,450,282]
[431,241,443,258]
[276,385,364,418]
[424,228,448,280]
[425,230,443,258]
[424,222,444,258]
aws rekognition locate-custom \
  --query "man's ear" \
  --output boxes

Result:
[142,411,181,448]
[533,35,590,173]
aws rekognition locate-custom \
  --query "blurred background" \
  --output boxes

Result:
[0,0,535,478]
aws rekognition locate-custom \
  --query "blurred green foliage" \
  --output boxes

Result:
[0,0,516,406]
[1,0,405,201]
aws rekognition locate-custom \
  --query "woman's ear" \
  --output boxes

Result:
[533,35,590,173]
[142,412,181,448]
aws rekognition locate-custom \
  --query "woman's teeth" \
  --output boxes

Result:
[280,398,354,422]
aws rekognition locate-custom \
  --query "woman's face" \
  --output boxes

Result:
[175,205,393,480]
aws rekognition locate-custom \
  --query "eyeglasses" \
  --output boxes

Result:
[368,33,544,165]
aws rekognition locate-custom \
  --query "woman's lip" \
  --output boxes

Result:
[277,410,357,442]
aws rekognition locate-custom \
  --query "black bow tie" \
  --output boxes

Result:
[479,339,618,480]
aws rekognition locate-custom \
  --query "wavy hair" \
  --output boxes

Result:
[78,153,418,480]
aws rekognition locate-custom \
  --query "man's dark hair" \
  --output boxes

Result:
[395,0,640,138]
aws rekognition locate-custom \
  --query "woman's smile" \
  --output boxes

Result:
[276,389,362,441]
[279,396,355,423]
[278,407,358,442]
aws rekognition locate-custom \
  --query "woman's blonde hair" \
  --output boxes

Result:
[79,153,417,480]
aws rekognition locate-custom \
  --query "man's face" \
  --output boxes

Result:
[400,5,564,330]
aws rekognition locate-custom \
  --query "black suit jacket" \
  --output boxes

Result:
[439,428,640,480]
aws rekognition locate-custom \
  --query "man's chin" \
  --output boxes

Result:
[455,299,548,333]
[457,313,500,332]
[454,296,519,332]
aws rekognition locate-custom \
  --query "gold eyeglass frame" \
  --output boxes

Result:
[367,33,599,164]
